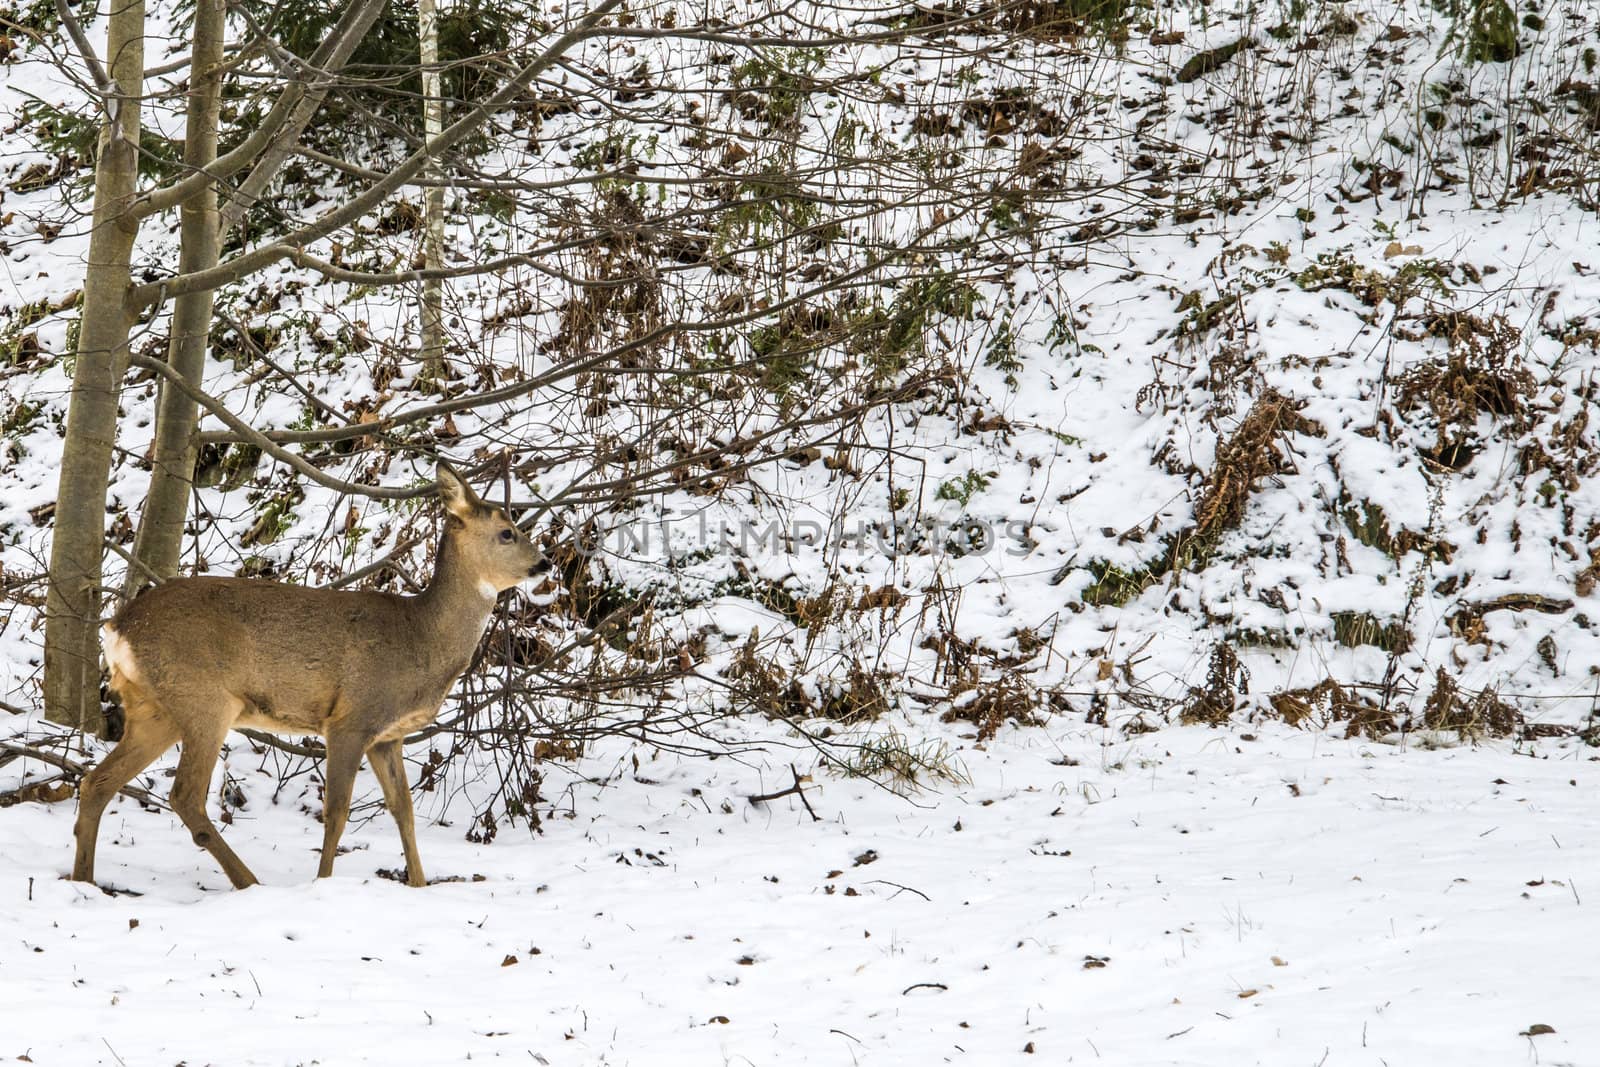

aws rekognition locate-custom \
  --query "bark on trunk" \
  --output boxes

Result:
[43,0,147,730]
[419,0,447,385]
[123,0,225,601]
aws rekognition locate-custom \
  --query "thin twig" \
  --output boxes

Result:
[328,533,426,589]
[867,879,931,901]
[104,537,165,593]
[128,353,432,501]
[217,308,353,426]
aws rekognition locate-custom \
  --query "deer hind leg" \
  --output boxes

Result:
[73,699,179,884]
[316,728,366,880]
[368,739,426,887]
[168,700,258,889]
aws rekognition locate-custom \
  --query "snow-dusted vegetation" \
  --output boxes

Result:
[3,0,1599,1061]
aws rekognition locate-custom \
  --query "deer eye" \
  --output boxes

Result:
[499,528,516,543]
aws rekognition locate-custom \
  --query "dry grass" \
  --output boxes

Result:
[1267,679,1393,738]
[1179,642,1249,726]
[1419,668,1522,738]
[1169,388,1324,570]
[940,674,1046,741]
[1392,312,1534,469]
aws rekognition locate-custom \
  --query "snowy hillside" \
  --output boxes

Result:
[5,0,1600,739]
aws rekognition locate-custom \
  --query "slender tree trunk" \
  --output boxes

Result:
[123,0,225,601]
[127,0,390,594]
[43,0,147,729]
[419,0,447,384]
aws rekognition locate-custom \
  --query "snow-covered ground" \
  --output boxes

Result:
[5,2,1600,1062]
[4,719,1596,1065]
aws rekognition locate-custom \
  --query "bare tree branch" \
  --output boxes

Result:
[127,0,626,305]
[216,0,398,238]
[127,353,435,501]
[53,0,111,95]
[126,0,391,222]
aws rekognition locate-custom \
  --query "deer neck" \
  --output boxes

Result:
[414,534,499,660]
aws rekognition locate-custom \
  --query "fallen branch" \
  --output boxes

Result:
[747,763,821,822]
[0,774,74,807]
[0,740,165,808]
[236,728,326,759]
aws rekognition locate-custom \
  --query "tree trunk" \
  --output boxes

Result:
[43,0,147,730]
[127,0,390,596]
[419,0,447,384]
[123,0,225,601]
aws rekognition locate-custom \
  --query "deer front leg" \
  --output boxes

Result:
[73,711,179,884]
[169,710,259,889]
[317,730,366,879]
[368,738,426,886]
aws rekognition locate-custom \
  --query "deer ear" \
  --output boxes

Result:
[436,462,480,519]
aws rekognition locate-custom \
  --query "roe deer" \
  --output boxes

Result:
[73,463,542,889]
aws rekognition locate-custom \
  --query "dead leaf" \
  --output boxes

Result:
[0,779,74,807]
[1382,241,1424,259]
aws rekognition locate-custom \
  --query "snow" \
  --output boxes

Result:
[4,0,1600,1062]
[3,721,1596,1065]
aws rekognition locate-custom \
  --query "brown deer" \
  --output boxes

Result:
[73,463,542,889]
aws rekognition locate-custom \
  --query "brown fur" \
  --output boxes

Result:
[73,464,541,889]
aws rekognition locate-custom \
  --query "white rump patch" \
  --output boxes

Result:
[102,623,141,683]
